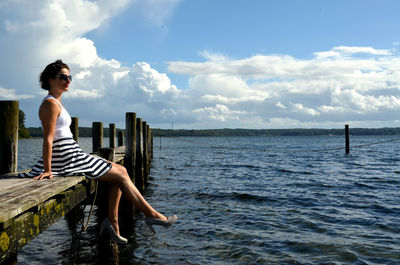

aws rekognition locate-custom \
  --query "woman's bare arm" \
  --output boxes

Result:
[34,99,60,180]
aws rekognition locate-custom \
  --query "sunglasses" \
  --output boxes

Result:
[57,74,72,81]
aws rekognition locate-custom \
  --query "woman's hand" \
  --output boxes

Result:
[34,171,54,180]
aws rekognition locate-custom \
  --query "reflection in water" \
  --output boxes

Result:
[62,191,144,265]
[62,206,85,264]
[97,240,120,265]
[59,195,126,265]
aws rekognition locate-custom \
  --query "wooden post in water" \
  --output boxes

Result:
[97,128,114,216]
[0,101,18,174]
[135,118,144,193]
[70,117,79,143]
[121,113,137,214]
[125,113,136,182]
[109,123,116,148]
[118,131,124,147]
[150,129,153,159]
[345,124,350,154]
[146,125,151,175]
[143,122,149,184]
[92,122,103,153]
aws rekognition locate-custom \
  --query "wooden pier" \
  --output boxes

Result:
[0,101,153,264]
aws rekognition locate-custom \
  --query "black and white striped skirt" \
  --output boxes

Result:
[19,138,112,179]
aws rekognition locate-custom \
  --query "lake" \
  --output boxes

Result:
[15,135,400,264]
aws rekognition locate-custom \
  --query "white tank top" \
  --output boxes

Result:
[42,95,73,139]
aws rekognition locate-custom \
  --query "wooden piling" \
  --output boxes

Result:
[70,117,79,143]
[117,131,124,147]
[345,124,350,154]
[147,124,151,170]
[92,122,103,153]
[109,123,116,148]
[146,125,151,176]
[125,113,136,182]
[0,101,19,174]
[143,122,149,184]
[148,126,152,157]
[150,129,153,159]
[135,118,144,193]
[98,147,115,162]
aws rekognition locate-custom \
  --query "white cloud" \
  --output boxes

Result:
[275,101,287,109]
[318,105,345,114]
[130,62,178,95]
[64,89,103,99]
[167,46,400,128]
[267,117,304,128]
[0,86,34,100]
[187,74,267,102]
[315,46,391,58]
[193,104,247,122]
[201,94,265,104]
[292,104,320,116]
[333,46,391,56]
[199,50,230,62]
[0,0,184,127]
[2,0,400,129]
[76,70,92,79]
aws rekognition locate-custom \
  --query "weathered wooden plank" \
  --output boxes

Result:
[114,146,125,164]
[0,178,33,194]
[0,179,53,204]
[0,178,95,263]
[0,176,86,224]
[115,146,125,153]
[0,177,85,223]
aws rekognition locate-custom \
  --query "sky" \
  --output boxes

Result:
[1,0,400,129]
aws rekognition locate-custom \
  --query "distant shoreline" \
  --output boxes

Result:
[26,127,400,137]
[151,127,400,137]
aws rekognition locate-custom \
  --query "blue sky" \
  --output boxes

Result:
[2,0,400,129]
[90,1,399,62]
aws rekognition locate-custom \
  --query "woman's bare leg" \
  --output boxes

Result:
[108,183,122,235]
[99,162,167,221]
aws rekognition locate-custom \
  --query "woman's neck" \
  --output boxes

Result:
[48,91,62,101]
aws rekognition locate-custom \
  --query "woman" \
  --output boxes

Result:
[20,59,177,244]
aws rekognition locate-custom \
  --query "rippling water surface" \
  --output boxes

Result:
[15,136,400,264]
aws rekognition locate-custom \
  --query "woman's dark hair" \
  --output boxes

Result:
[39,59,70,90]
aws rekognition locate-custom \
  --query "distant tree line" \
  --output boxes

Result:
[26,126,400,138]
[18,110,30,138]
[151,127,400,137]
[27,127,123,138]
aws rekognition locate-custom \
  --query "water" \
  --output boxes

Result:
[14,136,400,264]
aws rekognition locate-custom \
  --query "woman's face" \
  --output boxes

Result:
[49,68,71,92]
